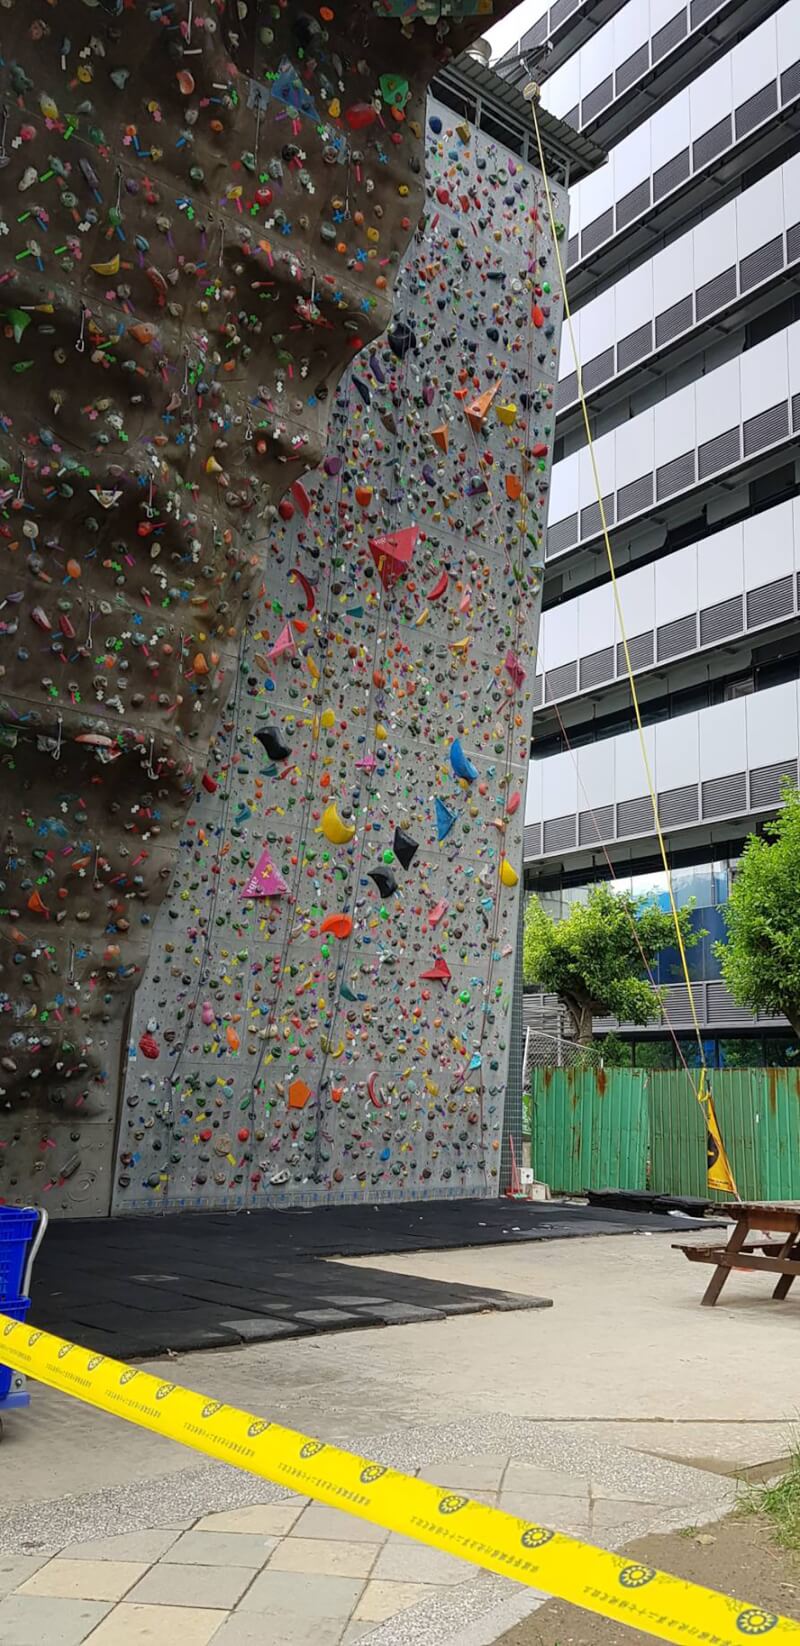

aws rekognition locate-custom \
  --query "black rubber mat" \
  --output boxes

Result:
[25,1197,715,1359]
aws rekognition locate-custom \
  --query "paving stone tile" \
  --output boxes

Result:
[210,1614,345,1646]
[17,1560,148,1602]
[0,1593,111,1646]
[164,1531,277,1569]
[419,1454,509,1492]
[371,1542,469,1586]
[59,1533,183,1565]
[125,1563,252,1610]
[498,1492,592,1535]
[267,1538,378,1579]
[0,1556,52,1601]
[235,1567,364,1622]
[502,1462,590,1497]
[196,1503,307,1537]
[353,1579,436,1623]
[82,1602,224,1645]
[291,1506,387,1545]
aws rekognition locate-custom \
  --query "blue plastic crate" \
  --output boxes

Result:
[0,1209,39,1301]
[0,1296,30,1401]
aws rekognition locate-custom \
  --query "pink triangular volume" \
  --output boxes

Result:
[242,847,288,899]
[268,623,296,660]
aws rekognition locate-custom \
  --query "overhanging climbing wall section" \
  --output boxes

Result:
[20,99,565,1217]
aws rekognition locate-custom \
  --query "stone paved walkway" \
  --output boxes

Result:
[0,1419,735,1646]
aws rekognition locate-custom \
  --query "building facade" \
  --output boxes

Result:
[504,0,800,1067]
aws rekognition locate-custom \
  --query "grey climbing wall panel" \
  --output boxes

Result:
[2,97,567,1216]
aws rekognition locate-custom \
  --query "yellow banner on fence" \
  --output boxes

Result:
[1,1313,796,1646]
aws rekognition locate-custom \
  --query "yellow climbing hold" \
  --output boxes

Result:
[496,402,517,426]
[374,723,388,741]
[320,804,355,845]
[91,254,121,276]
[500,860,519,887]
[320,708,336,730]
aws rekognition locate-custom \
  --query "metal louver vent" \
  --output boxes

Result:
[657,613,697,660]
[693,114,732,170]
[531,674,543,708]
[698,426,740,479]
[579,646,615,690]
[793,392,800,432]
[566,234,579,269]
[521,16,548,48]
[543,813,576,854]
[743,401,788,456]
[616,179,651,232]
[617,473,653,521]
[788,222,800,264]
[617,795,655,837]
[701,772,746,818]
[551,0,578,26]
[617,321,653,370]
[652,10,687,61]
[617,631,654,673]
[544,661,578,702]
[782,60,800,104]
[691,0,722,23]
[579,806,614,845]
[696,265,736,320]
[616,42,649,95]
[546,514,578,558]
[523,823,541,860]
[662,984,705,1028]
[563,105,580,131]
[580,494,614,539]
[656,450,695,500]
[746,575,794,628]
[656,293,693,347]
[581,208,614,257]
[653,148,690,202]
[750,759,798,808]
[700,594,743,646]
[707,982,752,1026]
[735,80,778,140]
[583,347,615,391]
[557,371,578,409]
[739,235,784,293]
[657,784,699,827]
[581,75,614,125]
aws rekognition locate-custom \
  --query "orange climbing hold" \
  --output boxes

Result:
[464,381,501,432]
[288,1078,312,1110]
[320,913,353,940]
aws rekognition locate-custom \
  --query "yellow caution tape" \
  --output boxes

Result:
[1,1312,797,1646]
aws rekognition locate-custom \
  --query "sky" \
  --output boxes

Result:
[485,0,549,59]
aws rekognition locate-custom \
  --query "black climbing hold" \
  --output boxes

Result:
[254,727,292,761]
[393,827,419,870]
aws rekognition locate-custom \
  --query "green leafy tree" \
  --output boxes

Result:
[716,785,800,1037]
[523,885,700,1045]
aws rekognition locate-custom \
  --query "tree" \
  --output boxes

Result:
[716,784,800,1037]
[523,885,700,1044]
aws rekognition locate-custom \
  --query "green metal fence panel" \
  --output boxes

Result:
[531,1067,649,1194]
[645,1069,800,1201]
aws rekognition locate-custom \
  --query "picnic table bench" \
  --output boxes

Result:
[675,1202,800,1306]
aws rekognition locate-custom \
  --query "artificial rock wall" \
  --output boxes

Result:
[0,57,567,1213]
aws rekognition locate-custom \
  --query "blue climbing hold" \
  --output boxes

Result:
[450,738,477,783]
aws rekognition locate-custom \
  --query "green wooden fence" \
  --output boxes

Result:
[531,1066,800,1198]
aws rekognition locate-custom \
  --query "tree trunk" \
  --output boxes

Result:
[562,995,594,1046]
[785,1007,800,1042]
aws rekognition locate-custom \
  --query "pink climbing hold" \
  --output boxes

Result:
[242,847,288,899]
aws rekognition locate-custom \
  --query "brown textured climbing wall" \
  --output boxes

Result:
[0,1,525,1212]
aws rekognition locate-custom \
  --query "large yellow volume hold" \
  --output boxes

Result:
[320,804,356,845]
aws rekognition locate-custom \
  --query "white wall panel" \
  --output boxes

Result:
[577,582,616,654]
[540,752,578,818]
[578,739,615,808]
[746,684,797,768]
[549,450,579,522]
[699,700,746,781]
[693,202,737,284]
[576,159,615,225]
[614,412,655,486]
[655,543,697,624]
[731,12,777,106]
[613,0,650,57]
[649,86,690,169]
[695,358,740,443]
[782,152,800,228]
[698,524,743,608]
[737,169,784,258]
[744,501,795,588]
[615,261,653,335]
[614,726,656,801]
[578,22,616,92]
[545,56,580,120]
[656,716,700,792]
[787,317,800,391]
[542,602,578,668]
[524,756,543,825]
[654,382,695,464]
[740,331,788,418]
[690,55,731,139]
[612,122,650,197]
[579,435,612,512]
[617,561,655,639]
[776,0,800,78]
[652,233,695,312]
[580,287,615,357]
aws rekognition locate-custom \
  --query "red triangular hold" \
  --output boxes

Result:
[421,956,451,983]
[369,525,419,591]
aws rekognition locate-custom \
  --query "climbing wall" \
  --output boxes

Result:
[1,92,567,1215]
[114,109,566,1216]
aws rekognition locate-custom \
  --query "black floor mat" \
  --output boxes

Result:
[22,1197,714,1360]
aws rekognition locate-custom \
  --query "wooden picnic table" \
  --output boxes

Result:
[675,1202,800,1306]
